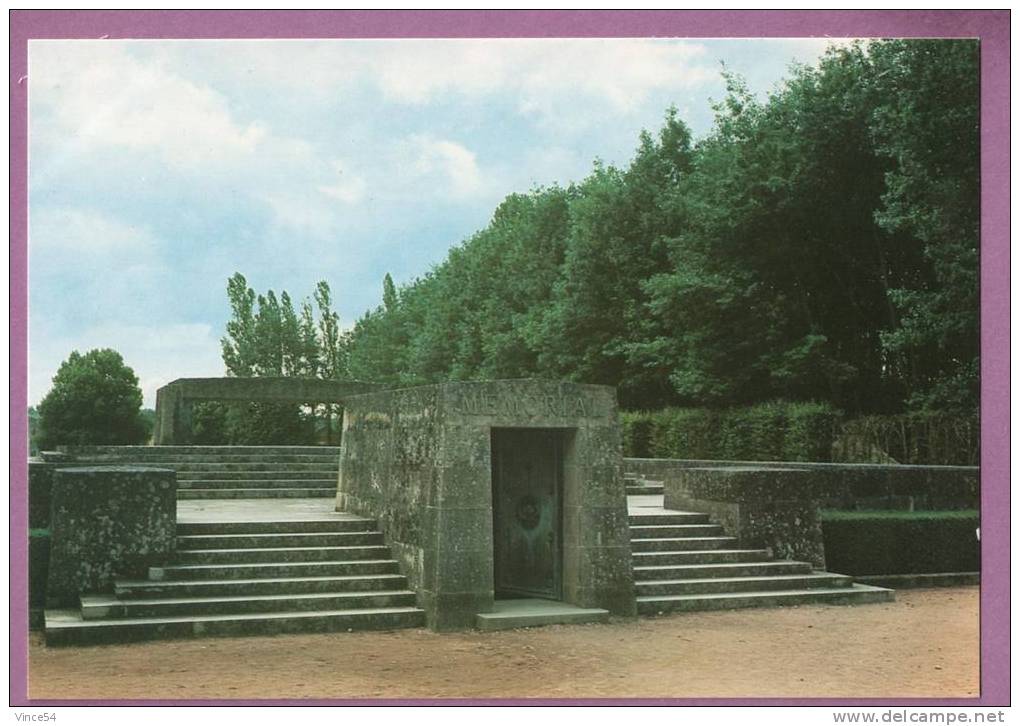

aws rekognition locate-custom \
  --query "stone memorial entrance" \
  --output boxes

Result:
[336,379,636,630]
[491,428,564,599]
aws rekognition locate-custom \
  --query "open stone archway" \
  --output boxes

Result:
[152,377,384,444]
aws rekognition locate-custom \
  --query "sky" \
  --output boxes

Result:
[27,37,844,408]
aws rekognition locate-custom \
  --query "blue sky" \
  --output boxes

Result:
[28,38,843,407]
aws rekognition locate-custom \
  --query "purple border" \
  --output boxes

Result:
[9,9,1010,707]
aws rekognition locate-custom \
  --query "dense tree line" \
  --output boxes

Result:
[340,40,978,415]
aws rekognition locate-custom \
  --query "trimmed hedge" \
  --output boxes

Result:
[821,511,979,575]
[622,401,841,461]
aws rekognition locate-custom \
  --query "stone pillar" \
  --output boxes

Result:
[665,467,826,568]
[46,466,177,607]
[562,424,635,616]
[425,427,496,630]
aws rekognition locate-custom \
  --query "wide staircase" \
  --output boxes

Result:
[44,513,426,645]
[67,445,340,499]
[627,485,893,614]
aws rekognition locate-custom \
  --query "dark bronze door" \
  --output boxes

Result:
[491,428,562,599]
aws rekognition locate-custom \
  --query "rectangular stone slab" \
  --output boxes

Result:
[475,598,610,631]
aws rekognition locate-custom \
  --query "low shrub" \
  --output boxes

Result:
[821,510,979,575]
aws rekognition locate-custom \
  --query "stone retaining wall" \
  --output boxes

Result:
[626,458,978,510]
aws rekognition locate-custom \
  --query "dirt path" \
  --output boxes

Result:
[27,587,979,701]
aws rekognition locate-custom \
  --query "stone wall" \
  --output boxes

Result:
[337,379,635,631]
[626,458,979,511]
[336,386,441,596]
[46,467,177,607]
[664,467,826,568]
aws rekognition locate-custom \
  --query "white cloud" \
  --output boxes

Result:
[342,39,714,115]
[29,206,157,259]
[138,39,716,118]
[29,42,367,238]
[406,135,484,199]
[318,160,367,204]
[31,43,266,171]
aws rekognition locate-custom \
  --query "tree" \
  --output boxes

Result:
[218,273,352,444]
[869,39,980,412]
[36,349,149,448]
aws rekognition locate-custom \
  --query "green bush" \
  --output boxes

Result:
[620,412,654,458]
[224,402,313,445]
[623,400,841,461]
[821,510,979,575]
[784,402,841,461]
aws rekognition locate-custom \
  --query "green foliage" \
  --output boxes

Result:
[821,510,979,575]
[36,349,149,449]
[223,402,313,446]
[620,412,655,458]
[27,406,40,456]
[337,40,977,416]
[647,408,723,460]
[868,40,980,412]
[623,401,841,461]
[218,273,351,445]
[834,411,979,465]
[783,402,843,461]
[191,402,230,445]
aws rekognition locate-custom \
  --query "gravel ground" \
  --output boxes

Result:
[27,586,979,701]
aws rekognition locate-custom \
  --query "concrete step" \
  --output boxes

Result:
[81,589,418,619]
[475,599,609,631]
[632,549,772,566]
[66,445,342,456]
[177,470,337,481]
[178,531,381,549]
[630,536,738,552]
[116,567,404,598]
[629,524,725,538]
[173,543,388,565]
[44,606,425,646]
[636,584,895,615]
[636,572,853,597]
[634,560,813,580]
[177,519,374,536]
[178,479,337,490]
[151,556,398,581]
[171,462,337,472]
[79,454,340,465]
[177,488,335,500]
[627,513,710,526]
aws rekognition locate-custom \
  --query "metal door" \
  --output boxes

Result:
[491,428,562,598]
